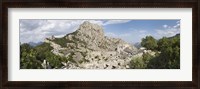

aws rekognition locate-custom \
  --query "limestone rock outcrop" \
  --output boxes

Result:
[44,21,139,69]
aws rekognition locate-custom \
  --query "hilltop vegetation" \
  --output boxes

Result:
[20,43,73,69]
[20,21,180,69]
[129,34,180,69]
[21,34,180,69]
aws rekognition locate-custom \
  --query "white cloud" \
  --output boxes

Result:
[103,20,131,26]
[155,21,180,39]
[87,20,104,26]
[155,28,180,37]
[105,20,181,44]
[20,19,180,44]
[139,30,147,33]
[173,23,180,28]
[174,21,180,28]
[20,20,83,43]
[163,24,168,28]
[105,32,118,37]
[20,20,132,43]
[105,29,150,43]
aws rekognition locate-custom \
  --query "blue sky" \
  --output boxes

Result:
[20,20,180,44]
[104,20,180,43]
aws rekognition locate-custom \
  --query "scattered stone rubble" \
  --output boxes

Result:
[42,21,154,69]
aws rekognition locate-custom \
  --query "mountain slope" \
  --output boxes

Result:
[20,21,180,69]
[44,21,138,69]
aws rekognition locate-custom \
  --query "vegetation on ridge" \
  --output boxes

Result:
[20,43,74,69]
[129,34,180,69]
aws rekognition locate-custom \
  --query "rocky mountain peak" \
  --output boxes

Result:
[79,21,102,30]
[77,21,104,36]
[70,21,105,49]
[81,21,91,26]
[44,21,138,69]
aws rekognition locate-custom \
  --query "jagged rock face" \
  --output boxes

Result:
[67,21,104,50]
[77,21,104,39]
[65,21,137,52]
[45,21,138,69]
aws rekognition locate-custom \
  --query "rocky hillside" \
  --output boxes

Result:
[44,21,138,69]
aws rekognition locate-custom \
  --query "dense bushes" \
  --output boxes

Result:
[141,36,158,50]
[52,37,73,47]
[21,34,180,69]
[20,43,43,69]
[149,35,180,69]
[130,34,180,69]
[20,43,71,69]
[130,53,155,69]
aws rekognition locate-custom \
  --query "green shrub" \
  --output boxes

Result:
[141,36,158,50]
[129,53,154,69]
[20,43,75,69]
